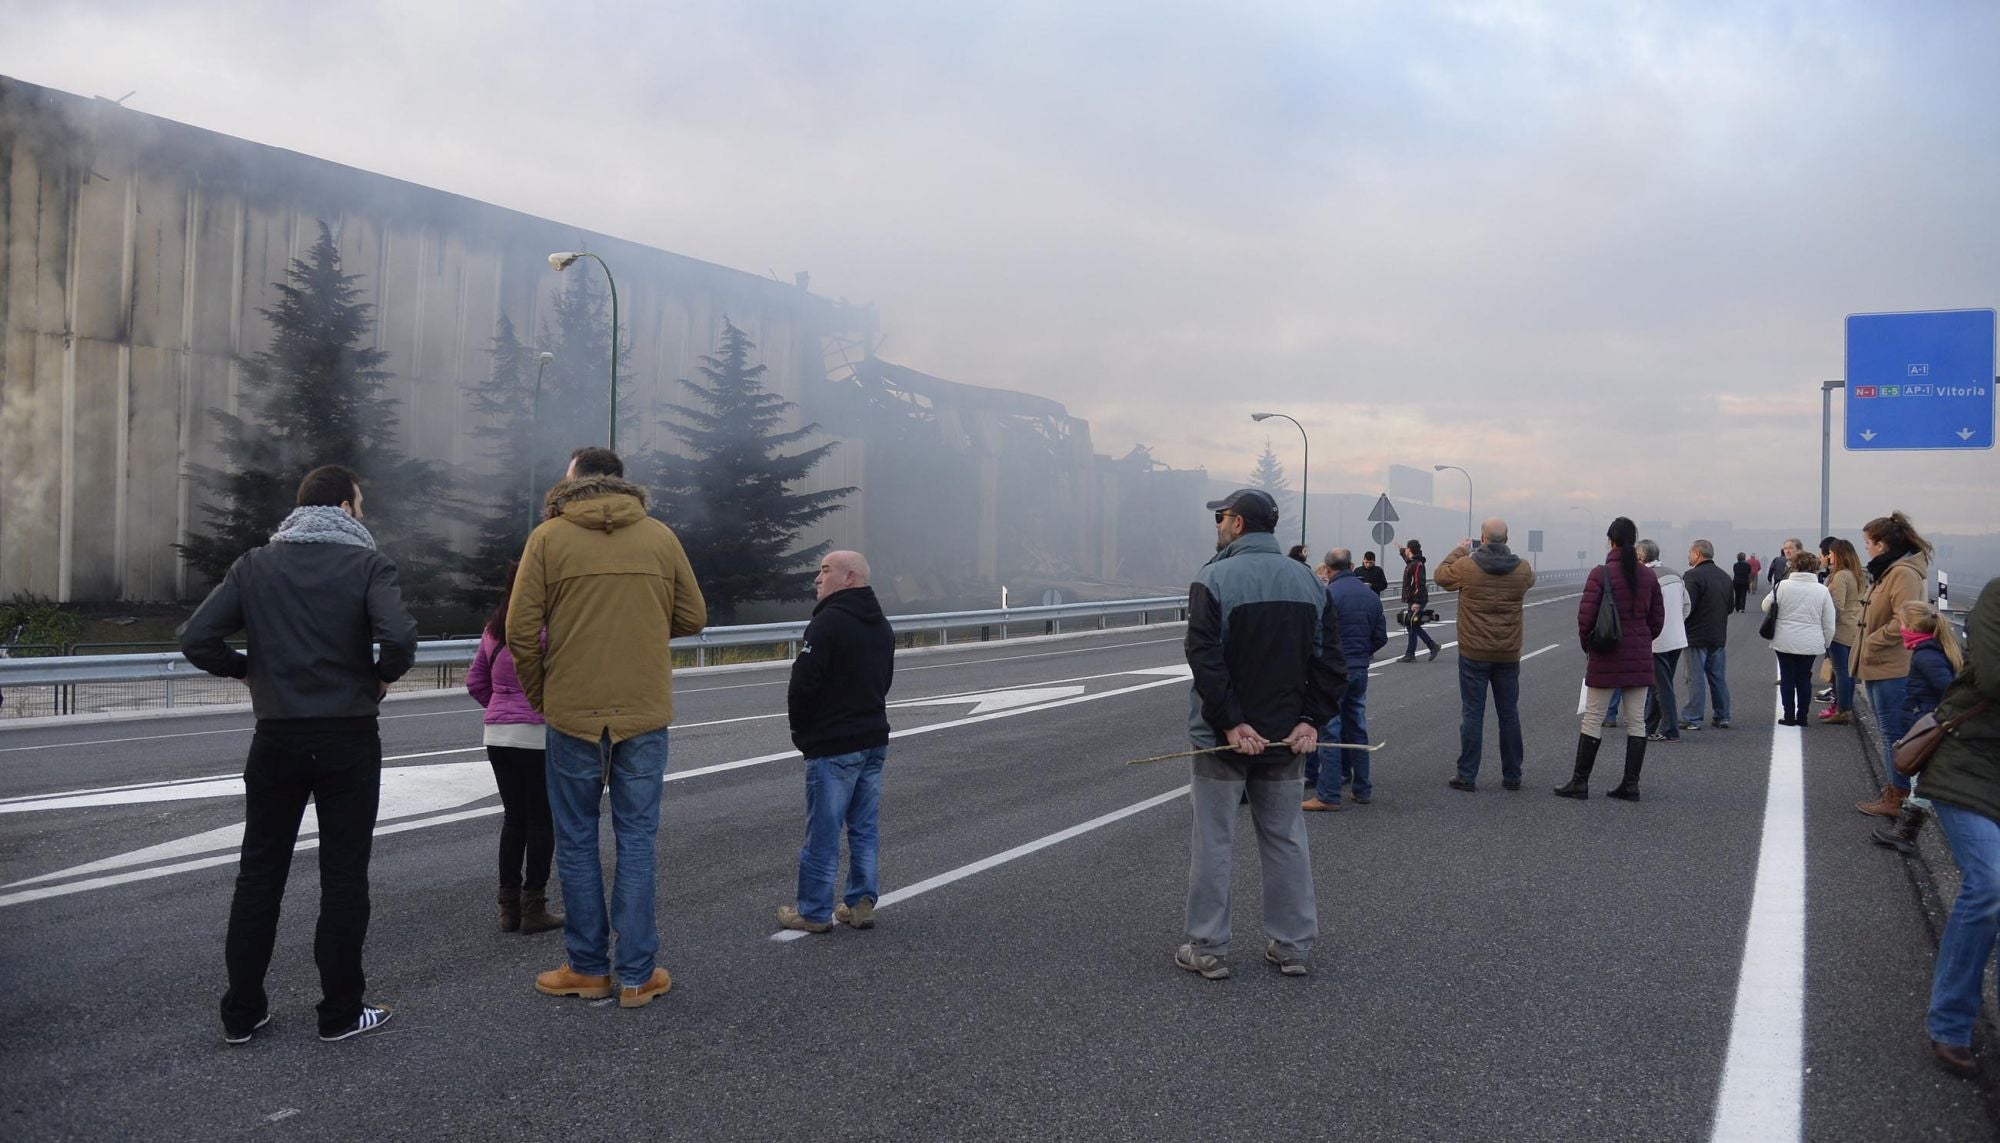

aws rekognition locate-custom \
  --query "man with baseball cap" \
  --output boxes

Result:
[1176,488,1347,981]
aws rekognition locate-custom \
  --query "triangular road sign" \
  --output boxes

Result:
[1367,493,1399,523]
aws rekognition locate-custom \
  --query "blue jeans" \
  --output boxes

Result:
[1928,803,2000,1047]
[1309,671,1371,801]
[545,726,669,987]
[1405,617,1438,657]
[1680,645,1730,724]
[1865,677,1912,790]
[1456,658,1523,784]
[797,747,886,922]
[1828,641,1856,711]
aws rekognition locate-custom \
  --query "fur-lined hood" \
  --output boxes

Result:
[544,475,650,533]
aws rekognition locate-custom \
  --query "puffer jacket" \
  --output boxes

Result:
[1184,530,1347,752]
[1579,552,1664,689]
[1856,552,1929,681]
[1760,572,1836,656]
[507,475,707,743]
[1921,576,1999,823]
[1902,637,1956,726]
[1651,563,1690,653]
[1827,567,1863,648]
[1434,542,1536,662]
[1324,570,1389,668]
[467,630,542,725]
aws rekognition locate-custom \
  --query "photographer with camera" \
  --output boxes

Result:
[1396,540,1440,662]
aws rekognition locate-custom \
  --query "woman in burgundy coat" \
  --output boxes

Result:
[1556,516,1665,801]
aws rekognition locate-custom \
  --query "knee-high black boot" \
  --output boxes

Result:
[1607,736,1647,801]
[1554,734,1600,799]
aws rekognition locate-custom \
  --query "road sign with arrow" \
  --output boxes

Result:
[1845,309,1995,451]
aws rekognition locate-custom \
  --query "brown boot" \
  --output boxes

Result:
[1856,786,1907,818]
[520,889,563,934]
[497,887,521,933]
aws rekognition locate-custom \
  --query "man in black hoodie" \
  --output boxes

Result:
[778,551,896,934]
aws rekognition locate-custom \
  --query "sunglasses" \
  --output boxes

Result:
[1214,510,1237,523]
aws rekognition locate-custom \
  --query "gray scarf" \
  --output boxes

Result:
[270,506,377,549]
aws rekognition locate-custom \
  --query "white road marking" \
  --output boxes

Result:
[892,686,1088,715]
[1708,674,1804,1142]
[772,785,1192,941]
[1520,643,1560,661]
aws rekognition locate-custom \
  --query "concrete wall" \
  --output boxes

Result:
[1,76,863,601]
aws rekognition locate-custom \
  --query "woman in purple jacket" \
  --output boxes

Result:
[466,563,561,934]
[1557,516,1665,802]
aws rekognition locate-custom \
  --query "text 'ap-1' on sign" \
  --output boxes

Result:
[1845,309,1995,451]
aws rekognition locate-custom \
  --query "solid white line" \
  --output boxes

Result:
[1520,643,1560,662]
[1708,675,1804,1142]
[771,785,1192,941]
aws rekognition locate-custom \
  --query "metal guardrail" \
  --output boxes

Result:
[0,596,1192,688]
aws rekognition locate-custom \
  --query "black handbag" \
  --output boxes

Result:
[1759,586,1780,640]
[1585,569,1621,653]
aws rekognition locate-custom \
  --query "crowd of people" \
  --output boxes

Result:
[176,461,1997,1081]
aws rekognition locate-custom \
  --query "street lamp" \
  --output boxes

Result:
[1250,411,1308,551]
[526,351,553,531]
[1433,464,1472,543]
[547,251,620,451]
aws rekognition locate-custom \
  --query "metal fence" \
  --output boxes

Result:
[0,596,1190,720]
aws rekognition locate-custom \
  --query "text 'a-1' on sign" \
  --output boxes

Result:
[1845,309,1995,451]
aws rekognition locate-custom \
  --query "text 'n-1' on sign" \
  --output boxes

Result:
[1845,309,1995,451]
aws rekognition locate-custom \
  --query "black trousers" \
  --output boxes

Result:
[1731,584,1748,612]
[1776,652,1816,722]
[221,718,380,1038]
[487,745,554,891]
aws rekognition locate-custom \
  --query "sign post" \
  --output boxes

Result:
[1527,529,1543,571]
[1367,493,1398,565]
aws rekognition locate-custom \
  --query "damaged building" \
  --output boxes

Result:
[0,75,1210,611]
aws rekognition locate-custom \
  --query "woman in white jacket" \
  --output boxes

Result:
[1762,550,1838,726]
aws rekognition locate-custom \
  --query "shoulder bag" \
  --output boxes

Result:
[1894,700,1995,777]
[1586,568,1622,653]
[1758,583,1780,641]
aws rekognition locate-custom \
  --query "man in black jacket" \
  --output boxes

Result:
[1731,553,1753,612]
[179,464,417,1045]
[1681,539,1735,732]
[1357,551,1389,595]
[778,550,896,935]
[1177,490,1345,981]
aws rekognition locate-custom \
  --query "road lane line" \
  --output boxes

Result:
[1709,676,1804,1141]
[1519,643,1559,661]
[771,785,1192,941]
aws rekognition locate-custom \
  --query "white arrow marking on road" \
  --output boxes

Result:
[1859,429,1877,441]
[891,685,1087,715]
[1959,427,1976,440]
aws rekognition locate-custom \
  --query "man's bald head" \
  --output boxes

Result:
[815,550,871,600]
[1481,517,1509,545]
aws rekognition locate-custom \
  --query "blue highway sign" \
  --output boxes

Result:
[1844,309,1995,451]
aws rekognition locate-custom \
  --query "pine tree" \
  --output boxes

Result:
[647,320,853,622]
[178,220,456,602]
[460,315,539,606]
[1249,440,1296,524]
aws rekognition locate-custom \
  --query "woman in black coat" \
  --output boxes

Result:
[1398,540,1439,662]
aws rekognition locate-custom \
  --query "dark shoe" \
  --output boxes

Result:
[1857,786,1908,819]
[1602,717,1618,728]
[223,1013,271,1046]
[1777,717,1798,727]
[1175,943,1229,980]
[519,889,563,934]
[1264,940,1309,977]
[777,906,834,934]
[1351,792,1372,805]
[1427,646,1440,662]
[319,1005,393,1042]
[1554,734,1600,799]
[619,968,672,1009]
[1447,777,1476,792]
[1502,780,1522,791]
[1871,803,1926,854]
[1714,719,1731,729]
[1396,654,1417,663]
[1301,797,1341,812]
[497,887,521,933]
[836,898,876,929]
[1647,732,1675,742]
[1607,735,1646,801]
[535,963,614,999]
[1679,719,1700,731]
[1934,1041,1977,1077]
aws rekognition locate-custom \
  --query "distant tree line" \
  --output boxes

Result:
[179,221,848,622]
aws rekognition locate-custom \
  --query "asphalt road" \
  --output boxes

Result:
[1,583,1993,1141]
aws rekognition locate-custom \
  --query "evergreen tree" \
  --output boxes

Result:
[460,315,539,606]
[179,220,456,602]
[648,320,853,622]
[1249,440,1296,523]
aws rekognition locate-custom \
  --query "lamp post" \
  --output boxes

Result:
[526,351,553,531]
[1433,464,1472,543]
[1250,411,1308,551]
[547,251,620,451]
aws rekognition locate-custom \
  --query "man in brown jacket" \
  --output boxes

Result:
[1435,518,1537,791]
[509,447,707,1009]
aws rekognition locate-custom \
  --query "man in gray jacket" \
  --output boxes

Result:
[180,464,417,1045]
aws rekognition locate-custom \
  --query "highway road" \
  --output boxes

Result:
[1,582,1993,1140]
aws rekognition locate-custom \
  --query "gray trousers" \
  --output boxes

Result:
[1184,737,1318,961]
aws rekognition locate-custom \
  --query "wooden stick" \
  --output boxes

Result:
[1124,740,1387,767]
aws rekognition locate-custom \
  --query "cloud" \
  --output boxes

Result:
[2,0,1996,532]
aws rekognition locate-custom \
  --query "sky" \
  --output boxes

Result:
[4,0,1997,534]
